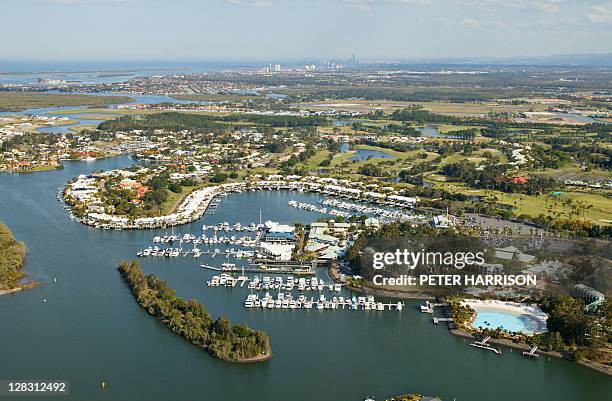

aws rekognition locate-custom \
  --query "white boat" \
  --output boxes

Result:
[221,262,236,271]
[420,301,433,313]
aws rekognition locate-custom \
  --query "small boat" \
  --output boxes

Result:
[420,300,434,313]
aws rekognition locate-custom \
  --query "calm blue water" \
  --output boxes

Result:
[349,149,394,161]
[36,119,105,134]
[416,126,441,137]
[1,156,611,401]
[94,92,215,105]
[333,119,359,127]
[0,61,263,85]
[340,143,394,161]
[266,93,287,100]
[0,92,216,133]
[0,66,174,85]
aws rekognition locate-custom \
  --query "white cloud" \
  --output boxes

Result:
[588,4,612,23]
[430,16,502,29]
[222,0,597,13]
[429,12,587,30]
[461,18,481,28]
[447,0,590,13]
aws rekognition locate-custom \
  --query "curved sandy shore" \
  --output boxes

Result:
[461,299,548,334]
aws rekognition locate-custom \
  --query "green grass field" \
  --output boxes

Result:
[0,92,133,112]
[431,180,611,224]
[160,184,207,215]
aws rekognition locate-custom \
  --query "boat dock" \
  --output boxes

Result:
[204,273,250,287]
[201,263,315,275]
[420,301,455,329]
[207,274,341,292]
[470,336,503,355]
[243,293,404,312]
[420,301,447,314]
[138,246,257,259]
[523,346,540,358]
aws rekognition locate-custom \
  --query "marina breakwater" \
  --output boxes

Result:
[63,178,421,230]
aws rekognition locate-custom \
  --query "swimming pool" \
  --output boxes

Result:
[463,300,548,335]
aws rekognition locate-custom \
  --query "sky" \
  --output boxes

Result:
[1,0,612,62]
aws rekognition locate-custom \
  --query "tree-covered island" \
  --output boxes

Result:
[0,222,28,294]
[118,260,272,362]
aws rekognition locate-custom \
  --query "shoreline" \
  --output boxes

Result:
[2,165,62,174]
[328,267,611,377]
[448,328,611,377]
[119,261,272,364]
[152,313,273,364]
[0,282,38,296]
[64,177,419,230]
[234,351,273,363]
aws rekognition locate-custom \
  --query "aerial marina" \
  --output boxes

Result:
[206,274,404,311]
[61,176,421,230]
[242,293,404,311]
[1,6,611,398]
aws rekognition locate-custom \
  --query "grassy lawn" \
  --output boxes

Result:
[323,145,440,177]
[69,124,98,132]
[440,152,486,165]
[417,101,543,116]
[244,167,279,176]
[439,148,506,166]
[534,166,612,181]
[160,184,207,215]
[329,150,357,167]
[10,165,61,173]
[295,99,547,116]
[300,149,330,170]
[431,180,612,224]
[435,124,479,133]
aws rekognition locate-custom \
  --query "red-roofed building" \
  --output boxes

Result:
[511,176,528,185]
[118,179,149,199]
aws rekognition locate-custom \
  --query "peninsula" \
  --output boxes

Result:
[118,260,272,363]
[0,222,27,295]
[0,92,132,112]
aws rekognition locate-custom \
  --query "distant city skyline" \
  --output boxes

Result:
[2,0,612,62]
